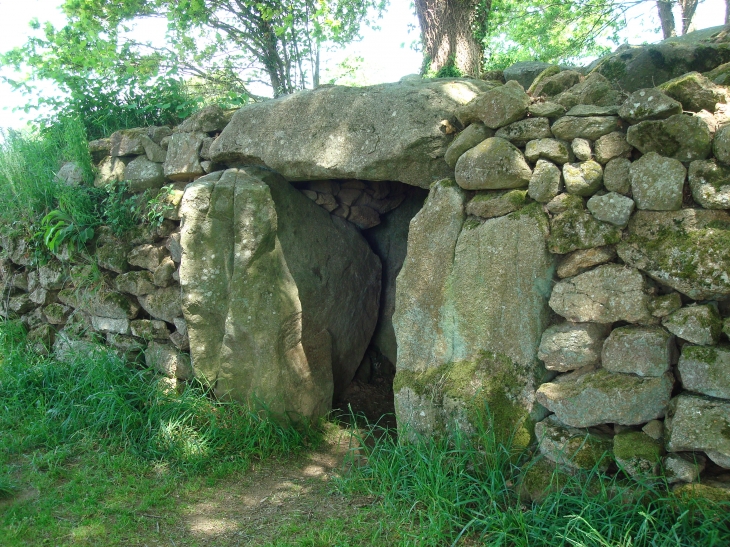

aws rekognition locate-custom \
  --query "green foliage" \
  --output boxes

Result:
[102,181,149,236]
[144,185,175,229]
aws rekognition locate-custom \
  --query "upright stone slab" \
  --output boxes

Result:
[209,79,491,188]
[394,196,554,441]
[179,168,381,418]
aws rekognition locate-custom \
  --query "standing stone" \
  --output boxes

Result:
[563,161,603,196]
[444,123,493,168]
[662,304,722,346]
[551,116,620,141]
[538,322,610,372]
[618,209,730,301]
[536,368,674,428]
[394,197,554,441]
[472,80,530,129]
[630,152,686,211]
[601,326,674,377]
[603,158,631,194]
[549,264,651,324]
[626,114,712,162]
[666,394,730,469]
[180,168,380,418]
[688,160,730,209]
[528,160,562,203]
[678,345,730,400]
[618,89,683,124]
[594,132,632,164]
[454,137,532,190]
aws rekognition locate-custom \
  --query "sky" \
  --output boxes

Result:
[0,0,726,131]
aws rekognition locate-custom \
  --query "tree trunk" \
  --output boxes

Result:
[656,1,677,39]
[678,0,699,34]
[414,0,485,78]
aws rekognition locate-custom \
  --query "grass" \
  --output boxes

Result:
[1,320,729,545]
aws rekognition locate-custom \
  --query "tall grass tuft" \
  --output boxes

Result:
[0,321,320,473]
[340,409,730,546]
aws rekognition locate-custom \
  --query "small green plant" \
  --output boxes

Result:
[40,209,95,253]
[145,185,175,228]
[102,181,146,236]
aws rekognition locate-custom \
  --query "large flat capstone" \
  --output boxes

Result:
[179,168,381,418]
[209,79,491,188]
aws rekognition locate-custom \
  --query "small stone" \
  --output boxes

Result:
[94,156,128,187]
[153,256,177,287]
[630,152,685,211]
[535,415,613,471]
[128,243,169,272]
[563,160,603,197]
[43,303,72,325]
[466,190,527,219]
[114,271,157,296]
[90,316,130,335]
[587,192,634,227]
[618,89,683,124]
[566,105,620,117]
[528,160,562,203]
[594,132,632,164]
[714,125,730,165]
[545,192,581,214]
[138,286,182,324]
[110,129,146,156]
[688,160,730,209]
[123,156,165,192]
[472,80,530,129]
[678,345,730,399]
[556,246,616,279]
[538,322,610,372]
[444,123,494,168]
[528,101,566,118]
[666,394,730,469]
[642,420,664,440]
[178,105,229,133]
[601,325,674,377]
[552,116,620,141]
[549,264,651,323]
[525,139,573,165]
[648,293,683,318]
[495,117,553,146]
[348,205,380,229]
[455,137,532,190]
[164,132,206,181]
[531,70,582,97]
[664,453,706,484]
[603,158,631,195]
[145,340,192,380]
[626,114,712,162]
[662,304,722,346]
[613,430,664,477]
[571,138,592,161]
[548,200,622,254]
[536,368,674,428]
[131,319,171,340]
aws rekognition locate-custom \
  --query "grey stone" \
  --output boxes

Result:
[128,243,168,272]
[444,123,493,168]
[630,152,685,211]
[658,71,728,113]
[503,61,554,89]
[563,161,603,196]
[535,415,613,471]
[524,139,573,165]
[38,261,67,290]
[714,124,730,165]
[472,80,530,129]
[114,271,157,296]
[649,293,683,318]
[90,316,130,335]
[666,393,730,469]
[618,209,730,301]
[56,162,85,185]
[613,430,664,477]
[528,160,562,203]
[526,66,561,94]
[88,138,111,162]
[538,322,610,372]
[177,105,229,133]
[43,303,71,325]
[552,116,620,141]
[678,345,730,399]
[147,125,172,144]
[123,156,165,192]
[549,264,651,324]
[528,101,566,118]
[466,190,527,219]
[153,256,176,287]
[495,117,552,146]
[664,453,706,484]
[138,286,182,324]
[164,132,206,182]
[454,81,504,126]
[566,105,620,117]
[571,138,592,161]
[642,419,664,440]
[531,70,582,97]
[8,294,35,315]
[603,158,631,194]
[455,137,532,190]
[689,160,730,209]
[145,341,192,380]
[594,132,632,164]
[663,304,722,346]
[587,192,635,227]
[210,79,490,188]
[131,319,171,340]
[58,288,140,320]
[110,129,146,156]
[556,246,617,279]
[179,167,380,417]
[602,326,674,377]
[29,287,56,306]
[94,156,128,187]
[141,136,167,163]
[547,196,622,254]
[536,368,674,428]
[626,114,712,162]
[618,89,683,124]
[554,73,623,110]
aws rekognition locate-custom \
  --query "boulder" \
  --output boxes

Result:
[554,73,623,109]
[549,264,651,323]
[494,117,552,146]
[571,138,592,161]
[603,158,631,194]
[531,70,582,97]
[629,152,686,211]
[626,114,712,162]
[551,116,620,141]
[529,101,566,118]
[649,293,683,318]
[503,61,554,89]
[164,132,206,181]
[444,123,493,168]
[662,304,722,346]
[535,415,613,471]
[145,341,192,380]
[678,345,730,400]
[658,71,727,112]
[592,26,730,92]
[110,129,146,156]
[138,286,182,324]
[177,105,230,133]
[617,209,730,300]
[601,326,674,377]
[563,161,603,197]
[538,322,610,372]
[556,245,616,279]
[524,139,573,165]
[666,393,730,469]
[179,167,380,418]
[394,186,553,440]
[536,368,674,428]
[547,196,622,254]
[123,157,165,192]
[528,160,563,203]
[613,430,664,477]
[715,124,730,165]
[617,89,683,124]
[594,132,632,164]
[454,137,532,190]
[586,192,635,227]
[210,79,490,188]
[689,160,730,209]
[471,80,530,129]
[465,190,527,219]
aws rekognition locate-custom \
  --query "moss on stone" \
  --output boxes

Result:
[518,458,570,503]
[613,431,663,462]
[548,205,622,254]
[673,483,730,503]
